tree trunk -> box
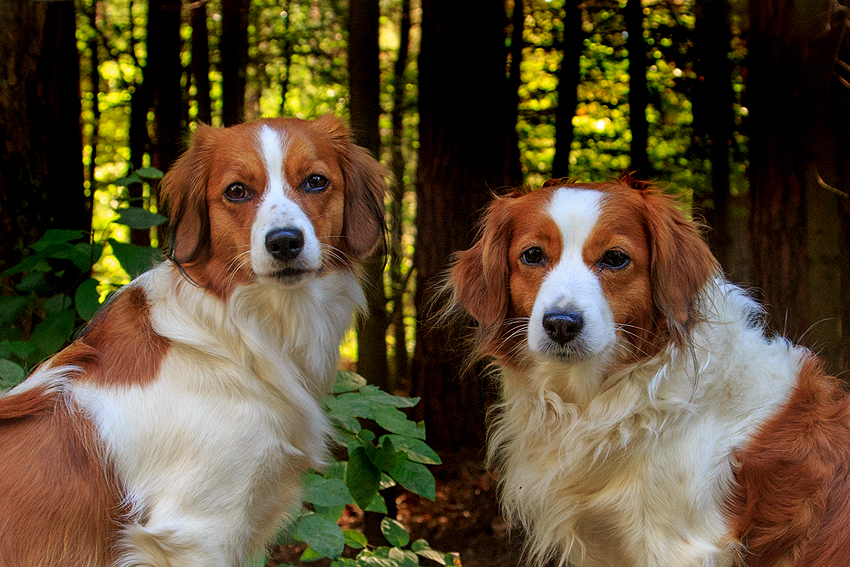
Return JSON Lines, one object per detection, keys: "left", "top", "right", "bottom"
{"left": 348, "top": 0, "right": 390, "bottom": 392}
{"left": 693, "top": 0, "right": 734, "bottom": 273}
{"left": 221, "top": 0, "right": 250, "bottom": 127}
{"left": 150, "top": 0, "right": 183, "bottom": 173}
{"left": 624, "top": 0, "right": 649, "bottom": 179}
{"left": 191, "top": 0, "right": 212, "bottom": 125}
{"left": 552, "top": 2, "right": 584, "bottom": 178}
{"left": 388, "top": 0, "right": 413, "bottom": 391}
{"left": 412, "top": 0, "right": 521, "bottom": 451}
{"left": 505, "top": 0, "right": 524, "bottom": 185}
{"left": 0, "top": 0, "right": 86, "bottom": 269}
{"left": 747, "top": 0, "right": 848, "bottom": 372}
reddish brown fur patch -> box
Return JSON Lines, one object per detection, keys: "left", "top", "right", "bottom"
{"left": 51, "top": 286, "right": 169, "bottom": 386}
{"left": 730, "top": 356, "right": 850, "bottom": 566}
{"left": 0, "top": 387, "right": 122, "bottom": 566}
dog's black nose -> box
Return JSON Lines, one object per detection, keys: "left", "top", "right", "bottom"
{"left": 265, "top": 228, "right": 304, "bottom": 262}
{"left": 542, "top": 310, "right": 584, "bottom": 345}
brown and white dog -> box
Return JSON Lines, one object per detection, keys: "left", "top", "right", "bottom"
{"left": 448, "top": 178, "right": 850, "bottom": 567}
{"left": 0, "top": 116, "right": 386, "bottom": 567}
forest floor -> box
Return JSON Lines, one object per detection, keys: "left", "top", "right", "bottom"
{"left": 270, "top": 451, "right": 527, "bottom": 567}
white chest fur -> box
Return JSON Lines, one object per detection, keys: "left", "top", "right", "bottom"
{"left": 72, "top": 264, "right": 364, "bottom": 567}
{"left": 492, "top": 284, "right": 803, "bottom": 567}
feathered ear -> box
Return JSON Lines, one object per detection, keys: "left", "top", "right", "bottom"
{"left": 450, "top": 196, "right": 514, "bottom": 329}
{"left": 160, "top": 125, "right": 215, "bottom": 264}
{"left": 315, "top": 114, "right": 387, "bottom": 259}
{"left": 640, "top": 188, "right": 718, "bottom": 345}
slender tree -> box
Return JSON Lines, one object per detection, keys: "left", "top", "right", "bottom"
{"left": 552, "top": 2, "right": 584, "bottom": 178}
{"left": 191, "top": 0, "right": 213, "bottom": 125}
{"left": 693, "top": 0, "right": 734, "bottom": 271}
{"left": 0, "top": 0, "right": 86, "bottom": 269}
{"left": 388, "top": 0, "right": 413, "bottom": 391}
{"left": 412, "top": 0, "right": 522, "bottom": 450}
{"left": 222, "top": 0, "right": 250, "bottom": 126}
{"left": 624, "top": 0, "right": 649, "bottom": 178}
{"left": 348, "top": 0, "right": 390, "bottom": 391}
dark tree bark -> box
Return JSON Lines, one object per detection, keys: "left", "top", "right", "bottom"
{"left": 0, "top": 0, "right": 86, "bottom": 269}
{"left": 747, "top": 0, "right": 848, "bottom": 371}
{"left": 624, "top": 0, "right": 649, "bottom": 179}
{"left": 221, "top": 0, "right": 250, "bottom": 126}
{"left": 191, "top": 0, "right": 212, "bottom": 125}
{"left": 505, "top": 0, "right": 524, "bottom": 184}
{"left": 128, "top": 0, "right": 183, "bottom": 247}
{"left": 693, "top": 0, "right": 735, "bottom": 272}
{"left": 86, "top": 1, "right": 102, "bottom": 221}
{"left": 552, "top": 2, "right": 584, "bottom": 178}
{"left": 388, "top": 0, "right": 413, "bottom": 391}
{"left": 412, "top": 0, "right": 522, "bottom": 451}
{"left": 150, "top": 0, "right": 183, "bottom": 173}
{"left": 837, "top": 35, "right": 850, "bottom": 371}
{"left": 348, "top": 0, "right": 390, "bottom": 392}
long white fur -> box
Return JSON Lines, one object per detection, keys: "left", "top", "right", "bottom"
{"left": 489, "top": 189, "right": 802, "bottom": 567}
{"left": 22, "top": 127, "right": 366, "bottom": 567}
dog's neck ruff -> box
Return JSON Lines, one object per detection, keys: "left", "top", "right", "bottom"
{"left": 489, "top": 280, "right": 802, "bottom": 567}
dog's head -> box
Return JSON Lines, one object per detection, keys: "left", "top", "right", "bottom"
{"left": 160, "top": 115, "right": 386, "bottom": 299}
{"left": 450, "top": 179, "right": 717, "bottom": 370}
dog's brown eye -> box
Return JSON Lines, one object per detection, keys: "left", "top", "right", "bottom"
{"left": 302, "top": 174, "right": 329, "bottom": 194}
{"left": 599, "top": 249, "right": 630, "bottom": 270}
{"left": 224, "top": 183, "right": 251, "bottom": 202}
{"left": 520, "top": 247, "right": 546, "bottom": 266}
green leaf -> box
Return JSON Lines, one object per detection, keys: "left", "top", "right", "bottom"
{"left": 0, "top": 296, "right": 30, "bottom": 325}
{"left": 356, "top": 556, "right": 402, "bottom": 567}
{"left": 383, "top": 435, "right": 442, "bottom": 465}
{"left": 363, "top": 493, "right": 388, "bottom": 514}
{"left": 326, "top": 392, "right": 373, "bottom": 420}
{"left": 2, "top": 247, "right": 54, "bottom": 276}
{"left": 44, "top": 294, "right": 72, "bottom": 313}
{"left": 411, "top": 540, "right": 447, "bottom": 566}
{"left": 299, "top": 546, "right": 326, "bottom": 562}
{"left": 109, "top": 239, "right": 161, "bottom": 278}
{"left": 303, "top": 475, "right": 353, "bottom": 507}
{"left": 115, "top": 172, "right": 143, "bottom": 186}
{"left": 372, "top": 406, "right": 425, "bottom": 439}
{"left": 323, "top": 461, "right": 348, "bottom": 480}
{"left": 29, "top": 308, "right": 75, "bottom": 359}
{"left": 136, "top": 167, "right": 164, "bottom": 180}
{"left": 366, "top": 437, "right": 407, "bottom": 473}
{"left": 346, "top": 447, "right": 381, "bottom": 510}
{"left": 388, "top": 548, "right": 419, "bottom": 567}
{"left": 359, "top": 385, "right": 419, "bottom": 408}
{"left": 115, "top": 207, "right": 168, "bottom": 230}
{"left": 381, "top": 518, "right": 410, "bottom": 548}
{"left": 313, "top": 504, "right": 347, "bottom": 522}
{"left": 388, "top": 460, "right": 436, "bottom": 501}
{"left": 296, "top": 515, "right": 345, "bottom": 559}
{"left": 15, "top": 271, "right": 48, "bottom": 294}
{"left": 2, "top": 341, "right": 33, "bottom": 359}
{"left": 334, "top": 369, "right": 367, "bottom": 393}
{"left": 0, "top": 359, "right": 26, "bottom": 388}
{"left": 75, "top": 279, "right": 101, "bottom": 321}
{"left": 31, "top": 229, "right": 86, "bottom": 250}
{"left": 343, "top": 529, "right": 368, "bottom": 549}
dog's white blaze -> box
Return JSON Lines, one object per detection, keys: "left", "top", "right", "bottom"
{"left": 252, "top": 125, "right": 322, "bottom": 277}
{"left": 527, "top": 188, "right": 615, "bottom": 362}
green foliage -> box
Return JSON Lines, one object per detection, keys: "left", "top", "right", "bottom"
{"left": 260, "top": 370, "right": 456, "bottom": 567}
{"left": 0, "top": 170, "right": 165, "bottom": 385}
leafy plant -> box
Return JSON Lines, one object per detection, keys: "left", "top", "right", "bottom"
{"left": 264, "top": 370, "right": 460, "bottom": 567}
{"left": 0, "top": 168, "right": 167, "bottom": 387}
